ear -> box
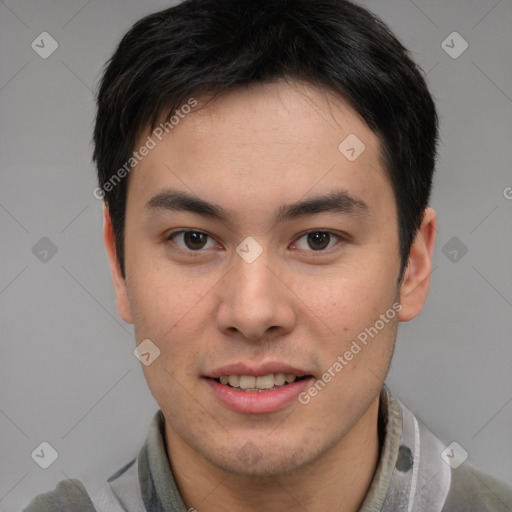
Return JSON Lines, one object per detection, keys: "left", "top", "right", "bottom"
{"left": 103, "top": 205, "right": 133, "bottom": 324}
{"left": 398, "top": 207, "right": 437, "bottom": 322}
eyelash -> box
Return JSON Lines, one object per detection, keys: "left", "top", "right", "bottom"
{"left": 166, "top": 229, "right": 345, "bottom": 255}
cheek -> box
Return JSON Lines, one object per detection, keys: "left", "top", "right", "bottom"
{"left": 127, "top": 262, "right": 222, "bottom": 394}
{"left": 293, "top": 262, "right": 398, "bottom": 338}
{"left": 127, "top": 255, "right": 215, "bottom": 336}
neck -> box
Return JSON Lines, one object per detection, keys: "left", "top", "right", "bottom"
{"left": 165, "top": 396, "right": 381, "bottom": 512}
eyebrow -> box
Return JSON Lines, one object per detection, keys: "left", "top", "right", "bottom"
{"left": 144, "top": 188, "right": 369, "bottom": 226}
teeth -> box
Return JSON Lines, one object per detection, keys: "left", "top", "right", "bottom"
{"left": 239, "top": 375, "right": 256, "bottom": 389}
{"left": 228, "top": 375, "right": 240, "bottom": 388}
{"left": 255, "top": 374, "right": 275, "bottom": 389}
{"left": 274, "top": 373, "right": 286, "bottom": 386}
{"left": 217, "top": 372, "right": 302, "bottom": 390}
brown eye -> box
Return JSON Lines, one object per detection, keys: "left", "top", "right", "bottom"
{"left": 293, "top": 231, "right": 341, "bottom": 252}
{"left": 307, "top": 232, "right": 331, "bottom": 250}
{"left": 183, "top": 231, "right": 208, "bottom": 250}
{"left": 169, "top": 231, "right": 216, "bottom": 251}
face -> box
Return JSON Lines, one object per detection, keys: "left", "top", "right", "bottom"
{"left": 105, "top": 80, "right": 434, "bottom": 477}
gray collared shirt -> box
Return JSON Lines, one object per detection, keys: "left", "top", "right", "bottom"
{"left": 23, "top": 385, "right": 512, "bottom": 511}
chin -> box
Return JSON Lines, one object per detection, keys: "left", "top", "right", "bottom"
{"left": 207, "top": 451, "right": 308, "bottom": 478}
{"left": 197, "top": 434, "right": 327, "bottom": 478}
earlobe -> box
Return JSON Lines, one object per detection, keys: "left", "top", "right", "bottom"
{"left": 398, "top": 207, "right": 437, "bottom": 322}
{"left": 103, "top": 205, "right": 134, "bottom": 324}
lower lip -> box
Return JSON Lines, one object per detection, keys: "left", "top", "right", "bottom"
{"left": 205, "top": 377, "right": 314, "bottom": 414}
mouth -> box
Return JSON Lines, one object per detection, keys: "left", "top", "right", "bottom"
{"left": 204, "top": 365, "right": 315, "bottom": 414}
{"left": 210, "top": 373, "right": 312, "bottom": 392}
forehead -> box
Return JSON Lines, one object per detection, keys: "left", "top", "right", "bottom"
{"left": 167, "top": 80, "right": 380, "bottom": 168}
{"left": 127, "top": 80, "right": 392, "bottom": 223}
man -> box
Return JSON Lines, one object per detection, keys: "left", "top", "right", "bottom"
{"left": 24, "top": 0, "right": 512, "bottom": 510}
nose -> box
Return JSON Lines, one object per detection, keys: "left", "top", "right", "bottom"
{"left": 215, "top": 251, "right": 296, "bottom": 342}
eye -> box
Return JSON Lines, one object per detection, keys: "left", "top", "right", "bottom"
{"left": 168, "top": 230, "right": 219, "bottom": 251}
{"left": 292, "top": 231, "right": 342, "bottom": 252}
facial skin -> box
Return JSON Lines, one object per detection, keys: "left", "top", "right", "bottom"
{"left": 104, "top": 80, "right": 436, "bottom": 511}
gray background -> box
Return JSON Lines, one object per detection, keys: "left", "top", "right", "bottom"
{"left": 0, "top": 0, "right": 511, "bottom": 510}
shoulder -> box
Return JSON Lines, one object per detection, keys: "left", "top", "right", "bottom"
{"left": 22, "top": 478, "right": 96, "bottom": 512}
{"left": 443, "top": 462, "right": 512, "bottom": 511}
{"left": 387, "top": 390, "right": 512, "bottom": 512}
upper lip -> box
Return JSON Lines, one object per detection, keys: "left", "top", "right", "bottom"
{"left": 206, "top": 362, "right": 311, "bottom": 379}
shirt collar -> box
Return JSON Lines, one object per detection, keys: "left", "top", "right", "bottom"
{"left": 358, "top": 384, "right": 404, "bottom": 511}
